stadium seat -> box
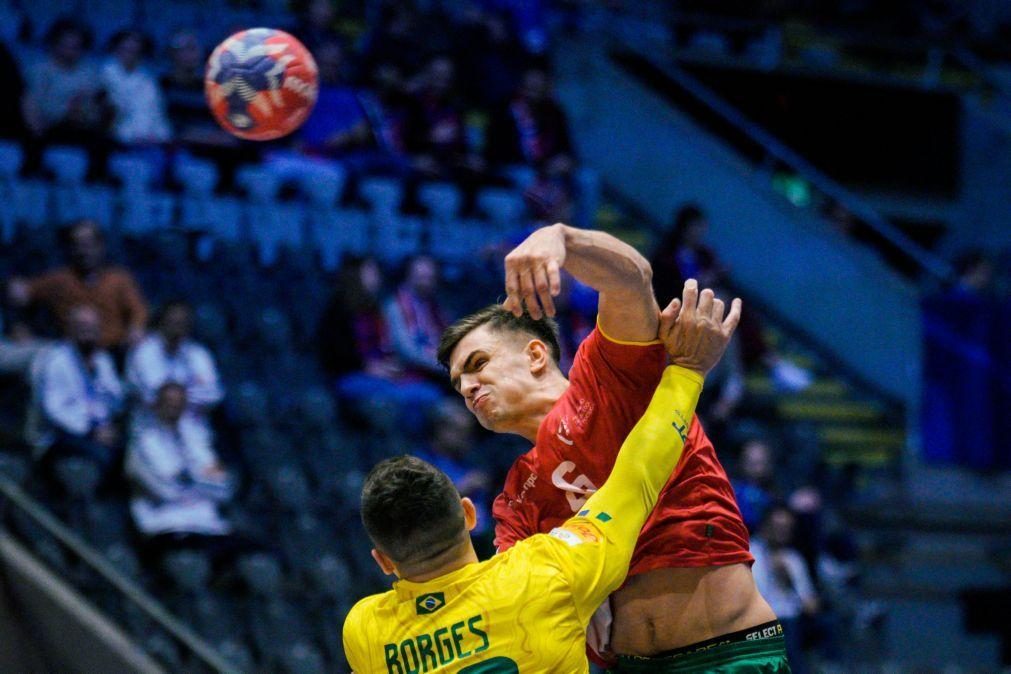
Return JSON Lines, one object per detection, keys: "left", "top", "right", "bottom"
{"left": 256, "top": 307, "right": 293, "bottom": 350}
{"left": 372, "top": 212, "right": 422, "bottom": 264}
{"left": 297, "top": 162, "right": 346, "bottom": 208}
{"left": 0, "top": 451, "right": 29, "bottom": 483}
{"left": 239, "top": 552, "right": 284, "bottom": 596}
{"left": 503, "top": 165, "right": 537, "bottom": 190}
{"left": 162, "top": 549, "right": 212, "bottom": 592}
{"left": 43, "top": 146, "right": 89, "bottom": 184}
{"left": 11, "top": 179, "right": 50, "bottom": 231}
{"left": 52, "top": 456, "right": 101, "bottom": 500}
{"left": 193, "top": 302, "right": 229, "bottom": 348}
{"left": 0, "top": 141, "right": 23, "bottom": 178}
{"left": 217, "top": 638, "right": 256, "bottom": 672}
{"left": 270, "top": 464, "right": 312, "bottom": 512}
{"left": 247, "top": 201, "right": 306, "bottom": 266}
{"left": 310, "top": 554, "right": 352, "bottom": 600}
{"left": 174, "top": 156, "right": 219, "bottom": 196}
{"left": 309, "top": 208, "right": 370, "bottom": 271}
{"left": 230, "top": 381, "right": 270, "bottom": 427}
{"left": 281, "top": 641, "right": 327, "bottom": 674}
{"left": 104, "top": 542, "right": 141, "bottom": 580}
{"left": 52, "top": 184, "right": 116, "bottom": 227}
{"left": 418, "top": 182, "right": 462, "bottom": 222}
{"left": 429, "top": 217, "right": 494, "bottom": 262}
{"left": 109, "top": 153, "right": 156, "bottom": 193}
{"left": 236, "top": 165, "right": 282, "bottom": 202}
{"left": 119, "top": 191, "right": 176, "bottom": 235}
{"left": 298, "top": 386, "right": 337, "bottom": 431}
{"left": 358, "top": 176, "right": 403, "bottom": 214}
{"left": 477, "top": 187, "right": 525, "bottom": 227}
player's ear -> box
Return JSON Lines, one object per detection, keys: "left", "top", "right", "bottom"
{"left": 525, "top": 339, "right": 551, "bottom": 375}
{"left": 371, "top": 548, "right": 398, "bottom": 577}
{"left": 461, "top": 497, "right": 477, "bottom": 532}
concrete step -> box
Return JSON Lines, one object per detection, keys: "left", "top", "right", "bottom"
{"left": 820, "top": 426, "right": 905, "bottom": 447}
{"left": 778, "top": 400, "right": 886, "bottom": 422}
{"left": 745, "top": 375, "right": 849, "bottom": 398}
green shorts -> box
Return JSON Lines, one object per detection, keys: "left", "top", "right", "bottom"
{"left": 611, "top": 621, "right": 791, "bottom": 673}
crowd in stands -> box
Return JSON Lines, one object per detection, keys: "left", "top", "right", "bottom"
{"left": 0, "top": 1, "right": 904, "bottom": 670}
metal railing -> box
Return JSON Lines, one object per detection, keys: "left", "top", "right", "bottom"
{"left": 0, "top": 473, "right": 239, "bottom": 674}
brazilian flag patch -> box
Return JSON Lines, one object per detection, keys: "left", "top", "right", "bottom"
{"left": 416, "top": 592, "right": 446, "bottom": 615}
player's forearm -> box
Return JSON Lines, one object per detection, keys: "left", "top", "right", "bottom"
{"left": 580, "top": 366, "right": 702, "bottom": 543}
{"left": 558, "top": 224, "right": 652, "bottom": 296}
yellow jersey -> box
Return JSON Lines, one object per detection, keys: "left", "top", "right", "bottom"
{"left": 343, "top": 366, "right": 703, "bottom": 673}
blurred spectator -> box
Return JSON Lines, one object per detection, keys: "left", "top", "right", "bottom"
{"left": 404, "top": 56, "right": 484, "bottom": 180}
{"left": 317, "top": 256, "right": 442, "bottom": 435}
{"left": 651, "top": 204, "right": 812, "bottom": 391}
{"left": 487, "top": 67, "right": 574, "bottom": 175}
{"left": 0, "top": 40, "right": 25, "bottom": 138}
{"left": 125, "top": 382, "right": 236, "bottom": 558}
{"left": 384, "top": 254, "right": 449, "bottom": 379}
{"left": 101, "top": 30, "right": 171, "bottom": 145}
{"left": 161, "top": 30, "right": 235, "bottom": 148}
{"left": 126, "top": 300, "right": 223, "bottom": 426}
{"left": 455, "top": 8, "right": 527, "bottom": 107}
{"left": 7, "top": 219, "right": 148, "bottom": 352}
{"left": 415, "top": 399, "right": 492, "bottom": 541}
{"left": 22, "top": 19, "right": 106, "bottom": 142}
{"left": 27, "top": 304, "right": 124, "bottom": 476}
{"left": 751, "top": 503, "right": 820, "bottom": 673}
{"left": 732, "top": 437, "right": 779, "bottom": 533}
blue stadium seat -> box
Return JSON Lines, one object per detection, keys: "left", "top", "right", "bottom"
{"left": 43, "top": 146, "right": 89, "bottom": 185}
{"left": 358, "top": 176, "right": 403, "bottom": 214}
{"left": 11, "top": 179, "right": 50, "bottom": 231}
{"left": 193, "top": 302, "right": 229, "bottom": 348}
{"left": 281, "top": 641, "right": 327, "bottom": 674}
{"left": 174, "top": 156, "right": 219, "bottom": 196}
{"left": 104, "top": 542, "right": 141, "bottom": 580}
{"left": 0, "top": 451, "right": 29, "bottom": 484}
{"left": 310, "top": 208, "right": 370, "bottom": 271}
{"left": 247, "top": 202, "right": 306, "bottom": 266}
{"left": 239, "top": 553, "right": 284, "bottom": 597}
{"left": 503, "top": 164, "right": 537, "bottom": 190}
{"left": 372, "top": 212, "right": 422, "bottom": 265}
{"left": 270, "top": 464, "right": 312, "bottom": 512}
{"left": 109, "top": 153, "right": 157, "bottom": 193}
{"left": 52, "top": 456, "right": 101, "bottom": 500}
{"left": 256, "top": 307, "right": 293, "bottom": 350}
{"left": 418, "top": 182, "right": 462, "bottom": 222}
{"left": 162, "top": 549, "right": 212, "bottom": 592}
{"left": 297, "top": 162, "right": 346, "bottom": 208}
{"left": 0, "top": 141, "right": 23, "bottom": 179}
{"left": 236, "top": 165, "right": 283, "bottom": 203}
{"left": 310, "top": 554, "right": 352, "bottom": 600}
{"left": 217, "top": 638, "right": 257, "bottom": 672}
{"left": 430, "top": 217, "right": 496, "bottom": 262}
{"left": 477, "top": 187, "right": 525, "bottom": 227}
{"left": 230, "top": 381, "right": 270, "bottom": 427}
{"left": 119, "top": 191, "right": 176, "bottom": 235}
{"left": 299, "top": 386, "right": 337, "bottom": 431}
{"left": 52, "top": 184, "right": 116, "bottom": 227}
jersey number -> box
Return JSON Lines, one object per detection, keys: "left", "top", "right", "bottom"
{"left": 551, "top": 461, "right": 598, "bottom": 512}
{"left": 459, "top": 657, "right": 519, "bottom": 673}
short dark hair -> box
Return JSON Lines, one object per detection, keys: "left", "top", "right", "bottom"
{"left": 361, "top": 456, "right": 466, "bottom": 566}
{"left": 437, "top": 304, "right": 561, "bottom": 370}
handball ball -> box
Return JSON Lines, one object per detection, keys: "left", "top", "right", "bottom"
{"left": 205, "top": 28, "right": 318, "bottom": 141}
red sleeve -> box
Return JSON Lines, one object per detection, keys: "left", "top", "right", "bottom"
{"left": 569, "top": 326, "right": 667, "bottom": 401}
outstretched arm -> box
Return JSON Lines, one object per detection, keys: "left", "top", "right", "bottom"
{"left": 503, "top": 224, "right": 659, "bottom": 343}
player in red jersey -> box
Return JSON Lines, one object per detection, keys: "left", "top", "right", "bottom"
{"left": 437, "top": 224, "right": 782, "bottom": 671}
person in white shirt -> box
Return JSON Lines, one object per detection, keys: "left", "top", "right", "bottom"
{"left": 751, "top": 503, "right": 821, "bottom": 673}
{"left": 100, "top": 30, "right": 171, "bottom": 145}
{"left": 28, "top": 304, "right": 124, "bottom": 477}
{"left": 126, "top": 301, "right": 223, "bottom": 429}
{"left": 125, "top": 382, "right": 234, "bottom": 547}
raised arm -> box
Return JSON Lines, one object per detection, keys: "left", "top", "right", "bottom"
{"left": 503, "top": 223, "right": 659, "bottom": 343}
{"left": 545, "top": 281, "right": 742, "bottom": 621}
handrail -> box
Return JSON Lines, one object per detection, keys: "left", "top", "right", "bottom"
{"left": 618, "top": 41, "right": 956, "bottom": 283}
{"left": 0, "top": 474, "right": 239, "bottom": 674}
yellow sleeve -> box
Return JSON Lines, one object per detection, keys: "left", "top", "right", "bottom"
{"left": 342, "top": 601, "right": 371, "bottom": 673}
{"left": 544, "top": 365, "right": 702, "bottom": 624}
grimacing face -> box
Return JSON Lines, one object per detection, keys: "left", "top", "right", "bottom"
{"left": 448, "top": 324, "right": 541, "bottom": 433}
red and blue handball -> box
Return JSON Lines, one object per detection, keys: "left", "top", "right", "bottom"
{"left": 205, "top": 28, "right": 318, "bottom": 141}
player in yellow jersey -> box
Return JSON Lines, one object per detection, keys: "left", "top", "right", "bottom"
{"left": 342, "top": 281, "right": 774, "bottom": 673}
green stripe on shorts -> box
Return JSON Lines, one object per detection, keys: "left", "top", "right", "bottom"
{"left": 612, "top": 635, "right": 791, "bottom": 673}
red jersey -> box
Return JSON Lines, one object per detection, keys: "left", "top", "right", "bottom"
{"left": 493, "top": 327, "right": 753, "bottom": 575}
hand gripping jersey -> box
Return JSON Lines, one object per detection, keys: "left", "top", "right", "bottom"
{"left": 492, "top": 327, "right": 753, "bottom": 661}
{"left": 344, "top": 368, "right": 703, "bottom": 674}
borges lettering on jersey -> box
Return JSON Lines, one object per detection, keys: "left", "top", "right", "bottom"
{"left": 384, "top": 614, "right": 489, "bottom": 673}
